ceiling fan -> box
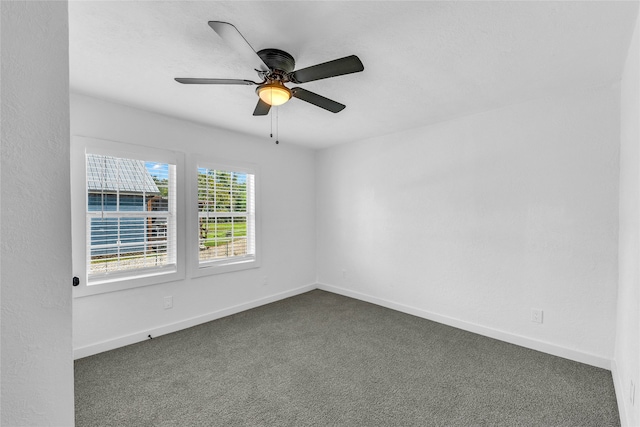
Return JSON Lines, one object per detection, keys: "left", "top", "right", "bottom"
{"left": 175, "top": 21, "right": 364, "bottom": 116}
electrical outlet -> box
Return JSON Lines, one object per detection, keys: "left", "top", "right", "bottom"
{"left": 631, "top": 380, "right": 635, "bottom": 405}
{"left": 531, "top": 308, "right": 543, "bottom": 324}
{"left": 263, "top": 276, "right": 268, "bottom": 286}
{"left": 342, "top": 269, "right": 347, "bottom": 279}
{"left": 163, "top": 296, "right": 173, "bottom": 310}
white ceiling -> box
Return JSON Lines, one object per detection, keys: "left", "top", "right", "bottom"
{"left": 69, "top": 1, "right": 639, "bottom": 149}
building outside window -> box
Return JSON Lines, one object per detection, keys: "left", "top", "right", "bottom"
{"left": 71, "top": 137, "right": 184, "bottom": 297}
{"left": 86, "top": 154, "right": 176, "bottom": 280}
{"left": 72, "top": 137, "right": 259, "bottom": 295}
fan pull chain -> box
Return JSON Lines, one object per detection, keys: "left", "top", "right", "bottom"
{"left": 275, "top": 107, "right": 279, "bottom": 145}
{"left": 268, "top": 106, "right": 280, "bottom": 145}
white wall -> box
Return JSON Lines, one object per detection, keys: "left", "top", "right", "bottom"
{"left": 71, "top": 94, "right": 316, "bottom": 357}
{"left": 1, "top": 1, "right": 74, "bottom": 425}
{"left": 316, "top": 84, "right": 621, "bottom": 369}
{"left": 614, "top": 9, "right": 640, "bottom": 427}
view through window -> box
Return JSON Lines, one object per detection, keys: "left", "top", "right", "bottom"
{"left": 197, "top": 167, "right": 255, "bottom": 266}
{"left": 86, "top": 154, "right": 176, "bottom": 279}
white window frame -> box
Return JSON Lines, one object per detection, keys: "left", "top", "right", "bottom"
{"left": 189, "top": 155, "right": 261, "bottom": 277}
{"left": 72, "top": 136, "right": 185, "bottom": 297}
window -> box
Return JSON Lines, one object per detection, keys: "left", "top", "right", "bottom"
{"left": 193, "top": 162, "right": 259, "bottom": 275}
{"left": 72, "top": 137, "right": 184, "bottom": 296}
{"left": 71, "top": 137, "right": 257, "bottom": 295}
{"left": 87, "top": 155, "right": 176, "bottom": 279}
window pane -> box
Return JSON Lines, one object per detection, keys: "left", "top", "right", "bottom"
{"left": 86, "top": 153, "right": 175, "bottom": 279}
{"left": 231, "top": 216, "right": 248, "bottom": 257}
{"left": 146, "top": 161, "right": 170, "bottom": 198}
{"left": 231, "top": 172, "right": 247, "bottom": 213}
{"left": 147, "top": 196, "right": 169, "bottom": 212}
{"left": 119, "top": 217, "right": 145, "bottom": 244}
{"left": 199, "top": 216, "right": 245, "bottom": 262}
{"left": 88, "top": 193, "right": 117, "bottom": 211}
{"left": 197, "top": 166, "right": 254, "bottom": 266}
{"left": 119, "top": 194, "right": 144, "bottom": 211}
{"left": 89, "top": 216, "right": 170, "bottom": 275}
{"left": 90, "top": 218, "right": 119, "bottom": 253}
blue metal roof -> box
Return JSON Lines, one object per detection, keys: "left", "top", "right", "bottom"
{"left": 87, "top": 154, "right": 160, "bottom": 194}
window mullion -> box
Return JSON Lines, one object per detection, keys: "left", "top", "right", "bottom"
{"left": 116, "top": 158, "right": 121, "bottom": 267}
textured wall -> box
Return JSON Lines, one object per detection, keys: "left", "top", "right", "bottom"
{"left": 316, "top": 84, "right": 620, "bottom": 368}
{"left": 71, "top": 94, "right": 317, "bottom": 357}
{"left": 615, "top": 9, "right": 640, "bottom": 426}
{"left": 1, "top": 1, "right": 74, "bottom": 425}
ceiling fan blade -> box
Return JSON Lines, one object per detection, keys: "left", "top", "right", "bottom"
{"left": 290, "top": 55, "right": 364, "bottom": 84}
{"left": 175, "top": 78, "right": 257, "bottom": 85}
{"left": 208, "top": 21, "right": 269, "bottom": 72}
{"left": 253, "top": 98, "right": 271, "bottom": 116}
{"left": 291, "top": 87, "right": 346, "bottom": 113}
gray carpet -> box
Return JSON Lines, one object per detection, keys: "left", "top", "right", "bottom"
{"left": 75, "top": 290, "right": 619, "bottom": 426}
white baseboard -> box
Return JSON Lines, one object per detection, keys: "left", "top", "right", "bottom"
{"left": 317, "top": 283, "right": 611, "bottom": 370}
{"left": 73, "top": 283, "right": 316, "bottom": 359}
{"left": 75, "top": 282, "right": 612, "bottom": 371}
{"left": 612, "top": 360, "right": 635, "bottom": 427}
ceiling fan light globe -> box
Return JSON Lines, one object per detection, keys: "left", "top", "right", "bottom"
{"left": 257, "top": 84, "right": 291, "bottom": 106}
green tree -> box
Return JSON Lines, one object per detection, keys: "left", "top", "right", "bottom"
{"left": 197, "top": 170, "right": 247, "bottom": 215}
{"left": 152, "top": 176, "right": 169, "bottom": 197}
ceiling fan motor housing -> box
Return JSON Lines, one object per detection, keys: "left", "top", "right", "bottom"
{"left": 257, "top": 48, "right": 296, "bottom": 74}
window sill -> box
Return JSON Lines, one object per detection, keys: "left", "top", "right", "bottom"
{"left": 190, "top": 256, "right": 260, "bottom": 278}
{"left": 73, "top": 267, "right": 183, "bottom": 298}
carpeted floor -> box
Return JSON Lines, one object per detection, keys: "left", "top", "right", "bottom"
{"left": 75, "top": 290, "right": 619, "bottom": 426}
